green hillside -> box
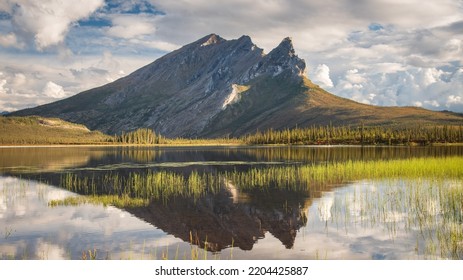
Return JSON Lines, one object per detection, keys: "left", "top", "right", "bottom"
{"left": 0, "top": 116, "right": 112, "bottom": 145}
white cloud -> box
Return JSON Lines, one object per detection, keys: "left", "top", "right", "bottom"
{"left": 447, "top": 95, "right": 463, "bottom": 106}
{"left": 418, "top": 68, "right": 442, "bottom": 87}
{"left": 42, "top": 81, "right": 67, "bottom": 98}
{"left": 1, "top": 0, "right": 463, "bottom": 113}
{"left": 312, "top": 64, "right": 333, "bottom": 88}
{"left": 331, "top": 66, "right": 463, "bottom": 112}
{"left": 0, "top": 51, "right": 152, "bottom": 111}
{"left": 107, "top": 15, "right": 156, "bottom": 39}
{"left": 0, "top": 79, "right": 6, "bottom": 94}
{"left": 345, "top": 69, "right": 367, "bottom": 84}
{"left": 127, "top": 38, "right": 179, "bottom": 52}
{"left": 444, "top": 38, "right": 462, "bottom": 54}
{"left": 0, "top": 32, "right": 23, "bottom": 48}
{"left": 12, "top": 73, "right": 26, "bottom": 87}
{"left": 1, "top": 0, "right": 104, "bottom": 50}
{"left": 424, "top": 100, "right": 440, "bottom": 108}
{"left": 151, "top": 0, "right": 463, "bottom": 53}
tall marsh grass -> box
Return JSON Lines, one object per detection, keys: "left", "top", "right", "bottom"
{"left": 54, "top": 170, "right": 222, "bottom": 206}
{"left": 53, "top": 156, "right": 463, "bottom": 206}
{"left": 324, "top": 178, "right": 463, "bottom": 259}
{"left": 227, "top": 156, "right": 463, "bottom": 191}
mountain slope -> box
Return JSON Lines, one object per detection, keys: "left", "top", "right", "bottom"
{"left": 0, "top": 116, "right": 110, "bottom": 144}
{"left": 11, "top": 34, "right": 463, "bottom": 137}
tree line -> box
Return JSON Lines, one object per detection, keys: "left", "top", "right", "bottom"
{"left": 242, "top": 124, "right": 463, "bottom": 145}
{"left": 115, "top": 125, "right": 463, "bottom": 146}
{"left": 116, "top": 128, "right": 166, "bottom": 144}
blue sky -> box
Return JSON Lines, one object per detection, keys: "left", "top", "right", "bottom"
{"left": 1, "top": 0, "right": 462, "bottom": 113}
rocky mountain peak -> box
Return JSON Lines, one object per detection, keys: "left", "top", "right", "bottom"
{"left": 199, "top": 33, "right": 225, "bottom": 47}
{"left": 236, "top": 35, "right": 253, "bottom": 45}
{"left": 274, "top": 37, "right": 296, "bottom": 56}
{"left": 11, "top": 34, "right": 308, "bottom": 136}
{"left": 243, "top": 36, "right": 306, "bottom": 80}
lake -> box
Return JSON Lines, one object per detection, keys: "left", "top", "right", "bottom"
{"left": 1, "top": 145, "right": 462, "bottom": 260}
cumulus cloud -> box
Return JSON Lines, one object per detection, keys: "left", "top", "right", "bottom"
{"left": 447, "top": 95, "right": 463, "bottom": 106}
{"left": 345, "top": 69, "right": 367, "bottom": 84}
{"left": 0, "top": 50, "right": 152, "bottom": 111}
{"left": 0, "top": 74, "right": 6, "bottom": 94}
{"left": 0, "top": 59, "right": 55, "bottom": 111}
{"left": 312, "top": 64, "right": 334, "bottom": 88}
{"left": 42, "top": 81, "right": 67, "bottom": 98}
{"left": 1, "top": 0, "right": 104, "bottom": 50}
{"left": 68, "top": 51, "right": 131, "bottom": 86}
{"left": 330, "top": 66, "right": 463, "bottom": 112}
{"left": 1, "top": 0, "right": 463, "bottom": 113}
{"left": 12, "top": 73, "right": 26, "bottom": 87}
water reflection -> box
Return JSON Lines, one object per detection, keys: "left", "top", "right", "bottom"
{"left": 3, "top": 175, "right": 460, "bottom": 259}
{"left": 1, "top": 146, "right": 462, "bottom": 259}
{"left": 2, "top": 145, "right": 463, "bottom": 174}
{"left": 127, "top": 183, "right": 313, "bottom": 252}
{"left": 0, "top": 177, "right": 184, "bottom": 260}
{"left": 0, "top": 176, "right": 317, "bottom": 259}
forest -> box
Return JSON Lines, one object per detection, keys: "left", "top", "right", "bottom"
{"left": 242, "top": 124, "right": 463, "bottom": 145}
{"left": 116, "top": 125, "right": 463, "bottom": 146}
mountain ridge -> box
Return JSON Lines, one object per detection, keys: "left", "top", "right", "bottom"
{"left": 10, "top": 34, "right": 463, "bottom": 137}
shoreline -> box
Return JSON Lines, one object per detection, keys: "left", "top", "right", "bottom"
{"left": 2, "top": 142, "right": 463, "bottom": 148}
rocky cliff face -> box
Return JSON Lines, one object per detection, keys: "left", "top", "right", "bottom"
{"left": 11, "top": 34, "right": 463, "bottom": 137}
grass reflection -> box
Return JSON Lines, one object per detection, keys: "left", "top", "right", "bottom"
{"left": 52, "top": 156, "right": 463, "bottom": 205}
{"left": 48, "top": 156, "right": 463, "bottom": 259}
{"left": 324, "top": 179, "right": 463, "bottom": 259}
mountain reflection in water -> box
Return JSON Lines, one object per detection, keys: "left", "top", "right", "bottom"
{"left": 1, "top": 146, "right": 463, "bottom": 259}
{"left": 126, "top": 182, "right": 313, "bottom": 252}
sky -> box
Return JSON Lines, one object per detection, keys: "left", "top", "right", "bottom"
{"left": 0, "top": 0, "right": 463, "bottom": 113}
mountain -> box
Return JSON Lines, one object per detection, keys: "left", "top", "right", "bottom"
{"left": 10, "top": 34, "right": 463, "bottom": 137}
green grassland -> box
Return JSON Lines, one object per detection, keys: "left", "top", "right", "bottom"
{"left": 0, "top": 116, "right": 112, "bottom": 145}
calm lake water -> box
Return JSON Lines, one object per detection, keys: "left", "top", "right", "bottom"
{"left": 1, "top": 145, "right": 462, "bottom": 260}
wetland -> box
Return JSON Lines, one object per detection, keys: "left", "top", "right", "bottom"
{"left": 1, "top": 145, "right": 462, "bottom": 259}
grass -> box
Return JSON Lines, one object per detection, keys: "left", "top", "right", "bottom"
{"left": 51, "top": 156, "right": 463, "bottom": 206}
{"left": 226, "top": 156, "right": 463, "bottom": 192}
{"left": 3, "top": 155, "right": 463, "bottom": 259}
{"left": 2, "top": 243, "right": 214, "bottom": 260}
{"left": 40, "top": 156, "right": 463, "bottom": 259}
{"left": 324, "top": 178, "right": 463, "bottom": 259}
{"left": 52, "top": 170, "right": 223, "bottom": 206}
{"left": 48, "top": 194, "right": 150, "bottom": 208}
{"left": 3, "top": 227, "right": 14, "bottom": 239}
{"left": 0, "top": 116, "right": 111, "bottom": 145}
